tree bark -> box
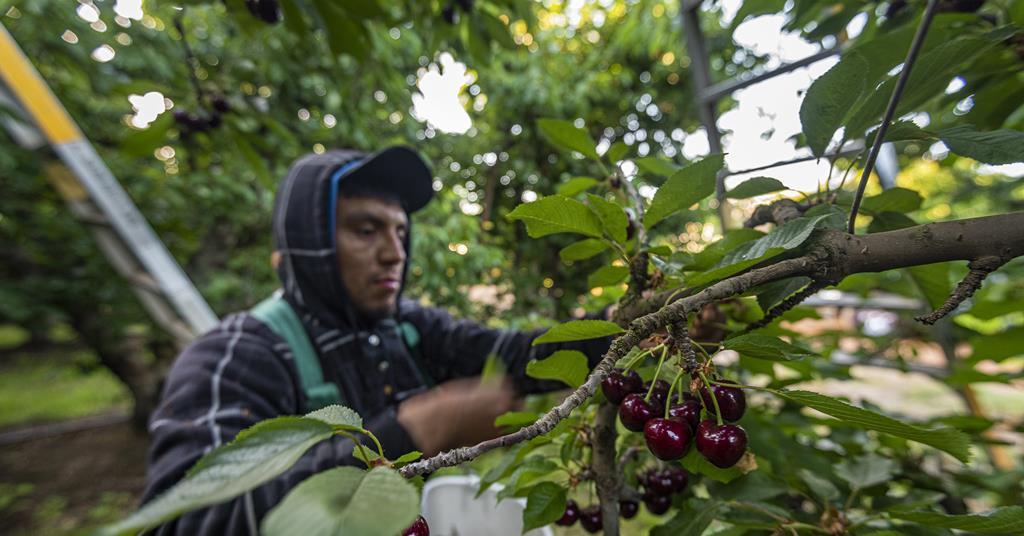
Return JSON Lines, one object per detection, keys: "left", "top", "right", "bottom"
{"left": 592, "top": 403, "right": 621, "bottom": 535}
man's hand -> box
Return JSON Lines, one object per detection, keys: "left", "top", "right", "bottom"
{"left": 396, "top": 377, "right": 519, "bottom": 456}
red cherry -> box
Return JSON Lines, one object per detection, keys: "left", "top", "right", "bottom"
{"left": 619, "top": 499, "right": 639, "bottom": 519}
{"left": 556, "top": 499, "right": 579, "bottom": 526}
{"left": 619, "top": 393, "right": 656, "bottom": 432}
{"left": 699, "top": 382, "right": 746, "bottom": 422}
{"left": 644, "top": 418, "right": 692, "bottom": 461}
{"left": 695, "top": 420, "right": 748, "bottom": 468}
{"left": 643, "top": 491, "right": 672, "bottom": 515}
{"left": 665, "top": 465, "right": 689, "bottom": 493}
{"left": 402, "top": 515, "right": 429, "bottom": 536}
{"left": 579, "top": 505, "right": 603, "bottom": 533}
{"left": 668, "top": 399, "right": 702, "bottom": 431}
{"left": 643, "top": 468, "right": 675, "bottom": 496}
{"left": 601, "top": 369, "right": 642, "bottom": 405}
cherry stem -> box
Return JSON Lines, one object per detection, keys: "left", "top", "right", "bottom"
{"left": 697, "top": 371, "right": 724, "bottom": 426}
{"left": 645, "top": 346, "right": 669, "bottom": 402}
{"left": 692, "top": 339, "right": 713, "bottom": 361}
{"left": 664, "top": 367, "right": 684, "bottom": 419}
{"left": 361, "top": 428, "right": 385, "bottom": 458}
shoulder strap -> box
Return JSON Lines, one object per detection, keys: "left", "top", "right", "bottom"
{"left": 251, "top": 294, "right": 343, "bottom": 412}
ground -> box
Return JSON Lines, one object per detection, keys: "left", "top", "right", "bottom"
{"left": 0, "top": 419, "right": 148, "bottom": 535}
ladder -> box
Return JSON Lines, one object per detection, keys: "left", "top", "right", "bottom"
{"left": 0, "top": 23, "right": 218, "bottom": 346}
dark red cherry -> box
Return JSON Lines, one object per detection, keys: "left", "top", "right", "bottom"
{"left": 644, "top": 468, "right": 675, "bottom": 496}
{"left": 602, "top": 368, "right": 642, "bottom": 405}
{"left": 556, "top": 499, "right": 579, "bottom": 526}
{"left": 619, "top": 393, "right": 656, "bottom": 432}
{"left": 668, "top": 399, "right": 702, "bottom": 431}
{"left": 619, "top": 499, "right": 639, "bottom": 519}
{"left": 699, "top": 382, "right": 746, "bottom": 422}
{"left": 644, "top": 418, "right": 692, "bottom": 461}
{"left": 579, "top": 505, "right": 603, "bottom": 533}
{"left": 695, "top": 420, "right": 748, "bottom": 469}
{"left": 402, "top": 515, "right": 430, "bottom": 536}
{"left": 665, "top": 465, "right": 689, "bottom": 493}
{"left": 643, "top": 491, "right": 672, "bottom": 515}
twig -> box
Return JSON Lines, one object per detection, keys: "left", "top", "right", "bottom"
{"left": 848, "top": 0, "right": 941, "bottom": 233}
{"left": 744, "top": 278, "right": 830, "bottom": 332}
{"left": 173, "top": 11, "right": 207, "bottom": 104}
{"left": 744, "top": 199, "right": 808, "bottom": 228}
{"left": 916, "top": 256, "right": 1008, "bottom": 324}
{"left": 667, "top": 315, "right": 698, "bottom": 373}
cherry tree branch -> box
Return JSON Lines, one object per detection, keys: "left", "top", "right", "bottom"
{"left": 744, "top": 278, "right": 830, "bottom": 332}
{"left": 916, "top": 255, "right": 1009, "bottom": 324}
{"left": 592, "top": 403, "right": 621, "bottom": 535}
{"left": 399, "top": 212, "right": 1024, "bottom": 477}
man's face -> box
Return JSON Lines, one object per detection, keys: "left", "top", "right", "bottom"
{"left": 335, "top": 196, "right": 408, "bottom": 319}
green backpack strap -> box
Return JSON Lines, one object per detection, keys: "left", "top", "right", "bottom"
{"left": 251, "top": 294, "right": 343, "bottom": 412}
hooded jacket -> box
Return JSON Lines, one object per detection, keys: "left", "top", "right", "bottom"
{"left": 141, "top": 150, "right": 612, "bottom": 535}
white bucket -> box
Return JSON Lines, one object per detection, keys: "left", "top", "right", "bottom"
{"left": 420, "top": 474, "right": 554, "bottom": 536}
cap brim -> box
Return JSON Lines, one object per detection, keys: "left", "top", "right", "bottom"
{"left": 341, "top": 146, "right": 434, "bottom": 213}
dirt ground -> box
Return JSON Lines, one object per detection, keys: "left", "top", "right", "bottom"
{"left": 0, "top": 418, "right": 149, "bottom": 535}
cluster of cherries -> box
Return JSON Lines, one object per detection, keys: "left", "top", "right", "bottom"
{"left": 602, "top": 369, "right": 749, "bottom": 469}
{"left": 554, "top": 465, "right": 689, "bottom": 533}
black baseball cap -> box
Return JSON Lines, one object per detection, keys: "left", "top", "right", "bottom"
{"left": 331, "top": 146, "right": 435, "bottom": 213}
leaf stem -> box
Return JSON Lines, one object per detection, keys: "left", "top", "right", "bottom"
{"left": 337, "top": 430, "right": 373, "bottom": 469}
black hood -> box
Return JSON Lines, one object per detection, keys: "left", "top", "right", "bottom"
{"left": 270, "top": 149, "right": 415, "bottom": 330}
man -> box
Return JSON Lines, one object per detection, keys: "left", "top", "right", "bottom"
{"left": 142, "top": 147, "right": 612, "bottom": 535}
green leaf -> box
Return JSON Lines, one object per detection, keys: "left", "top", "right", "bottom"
{"left": 120, "top": 113, "right": 172, "bottom": 157}
{"left": 651, "top": 499, "right": 727, "bottom": 536}
{"left": 532, "top": 319, "right": 623, "bottom": 345}
{"left": 799, "top": 469, "right": 840, "bottom": 502}
{"left": 496, "top": 458, "right": 559, "bottom": 500}
{"left": 586, "top": 194, "right": 629, "bottom": 243}
{"left": 526, "top": 350, "right": 589, "bottom": 388}
{"left": 800, "top": 51, "right": 869, "bottom": 157}
{"left": 261, "top": 467, "right": 419, "bottom": 536}
{"left": 835, "top": 454, "right": 897, "bottom": 489}
{"left": 680, "top": 445, "right": 749, "bottom": 483}
{"left": 537, "top": 118, "right": 599, "bottom": 160}
{"left": 559, "top": 239, "right": 609, "bottom": 262}
{"left": 607, "top": 141, "right": 630, "bottom": 162}
{"left": 939, "top": 125, "right": 1024, "bottom": 165}
{"left": 390, "top": 451, "right": 422, "bottom": 467}
{"left": 970, "top": 326, "right": 1024, "bottom": 362}
{"left": 774, "top": 390, "right": 971, "bottom": 462}
{"left": 522, "top": 482, "right": 567, "bottom": 532}
{"left": 494, "top": 411, "right": 540, "bottom": 428}
{"left": 845, "top": 37, "right": 994, "bottom": 137}
{"left": 507, "top": 196, "right": 603, "bottom": 238}
{"left": 725, "top": 176, "right": 788, "bottom": 199}
{"left": 724, "top": 334, "right": 816, "bottom": 361}
{"left": 98, "top": 417, "right": 334, "bottom": 535}
{"left": 891, "top": 506, "right": 1024, "bottom": 534}
{"left": 907, "top": 262, "right": 951, "bottom": 311}
{"left": 866, "top": 120, "right": 934, "bottom": 146}
{"left": 305, "top": 405, "right": 362, "bottom": 429}
{"left": 279, "top": 0, "right": 309, "bottom": 35}
{"left": 688, "top": 229, "right": 764, "bottom": 271}
{"left": 753, "top": 276, "right": 812, "bottom": 311}
{"left": 312, "top": 0, "right": 370, "bottom": 61}
{"left": 634, "top": 156, "right": 682, "bottom": 177}
{"left": 859, "top": 188, "right": 923, "bottom": 215}
{"left": 557, "top": 176, "right": 600, "bottom": 197}
{"left": 687, "top": 214, "right": 831, "bottom": 287}
{"left": 644, "top": 154, "right": 724, "bottom": 228}
{"left": 587, "top": 265, "right": 630, "bottom": 289}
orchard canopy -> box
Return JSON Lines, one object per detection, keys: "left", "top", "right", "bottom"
{"left": 2, "top": 1, "right": 1024, "bottom": 535}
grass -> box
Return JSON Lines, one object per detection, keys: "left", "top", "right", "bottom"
{"left": 0, "top": 349, "right": 131, "bottom": 429}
